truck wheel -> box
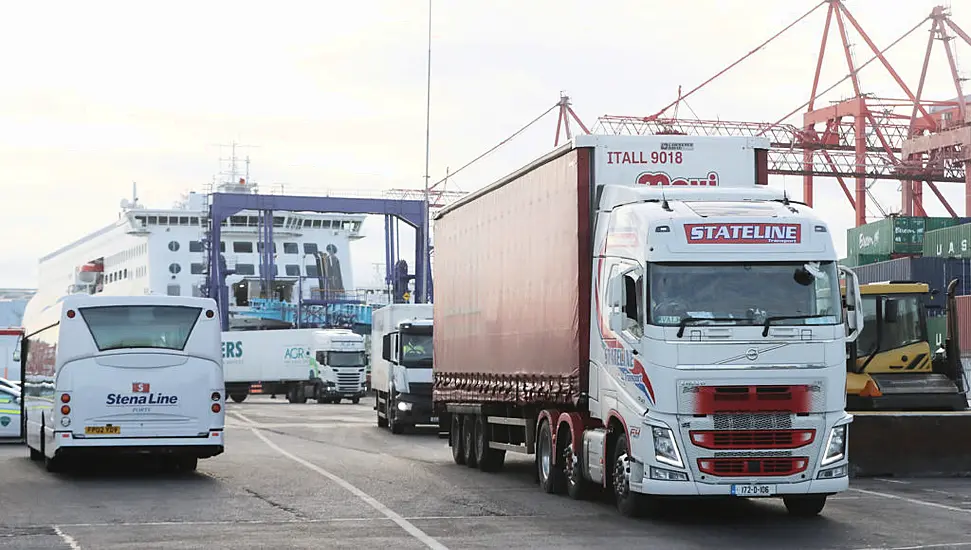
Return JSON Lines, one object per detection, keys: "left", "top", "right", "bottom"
{"left": 611, "top": 435, "right": 653, "bottom": 517}
{"left": 351, "top": 397, "right": 360, "bottom": 404}
{"left": 229, "top": 393, "right": 247, "bottom": 403}
{"left": 537, "top": 420, "right": 564, "bottom": 494}
{"left": 450, "top": 415, "right": 466, "bottom": 465}
{"left": 462, "top": 414, "right": 478, "bottom": 468}
{"left": 474, "top": 415, "right": 505, "bottom": 472}
{"left": 783, "top": 495, "right": 827, "bottom": 517}
{"left": 177, "top": 456, "right": 199, "bottom": 472}
{"left": 561, "top": 429, "right": 590, "bottom": 500}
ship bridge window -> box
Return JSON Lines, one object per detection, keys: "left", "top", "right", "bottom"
{"left": 135, "top": 216, "right": 146, "bottom": 227}
{"left": 248, "top": 216, "right": 259, "bottom": 227}
{"left": 273, "top": 216, "right": 285, "bottom": 227}
{"left": 322, "top": 220, "right": 332, "bottom": 229}
{"left": 148, "top": 216, "right": 157, "bottom": 225}
{"left": 123, "top": 269, "right": 128, "bottom": 279}
{"left": 304, "top": 243, "right": 318, "bottom": 255}
{"left": 190, "top": 263, "right": 205, "bottom": 275}
{"left": 160, "top": 217, "right": 170, "bottom": 225}
{"left": 169, "top": 263, "right": 181, "bottom": 275}
{"left": 236, "top": 264, "right": 256, "bottom": 276}
{"left": 179, "top": 216, "right": 189, "bottom": 225}
{"left": 283, "top": 242, "right": 299, "bottom": 254}
{"left": 306, "top": 265, "right": 320, "bottom": 278}
{"left": 352, "top": 222, "right": 361, "bottom": 232}
{"left": 189, "top": 241, "right": 204, "bottom": 253}
{"left": 229, "top": 216, "right": 246, "bottom": 226}
{"left": 256, "top": 242, "right": 277, "bottom": 253}
{"left": 313, "top": 220, "right": 322, "bottom": 228}
{"left": 303, "top": 219, "right": 312, "bottom": 228}
{"left": 233, "top": 242, "right": 254, "bottom": 253}
{"left": 285, "top": 265, "right": 301, "bottom": 276}
{"left": 190, "top": 217, "right": 199, "bottom": 226}
{"left": 168, "top": 241, "right": 180, "bottom": 252}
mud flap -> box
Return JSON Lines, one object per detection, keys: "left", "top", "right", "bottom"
{"left": 850, "top": 412, "right": 971, "bottom": 477}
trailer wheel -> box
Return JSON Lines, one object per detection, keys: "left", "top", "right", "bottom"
{"left": 783, "top": 495, "right": 827, "bottom": 517}
{"left": 450, "top": 414, "right": 465, "bottom": 465}
{"left": 537, "top": 419, "right": 564, "bottom": 494}
{"left": 560, "top": 429, "right": 590, "bottom": 500}
{"left": 229, "top": 393, "right": 247, "bottom": 403}
{"left": 462, "top": 414, "right": 478, "bottom": 468}
{"left": 474, "top": 415, "right": 505, "bottom": 472}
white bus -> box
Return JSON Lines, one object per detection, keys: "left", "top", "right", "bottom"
{"left": 21, "top": 294, "right": 225, "bottom": 472}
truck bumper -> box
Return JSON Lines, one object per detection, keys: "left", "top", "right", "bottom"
{"left": 633, "top": 473, "right": 848, "bottom": 497}
{"left": 394, "top": 394, "right": 438, "bottom": 425}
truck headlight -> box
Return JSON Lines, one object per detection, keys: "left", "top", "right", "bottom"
{"left": 397, "top": 401, "right": 413, "bottom": 412}
{"left": 821, "top": 425, "right": 847, "bottom": 466}
{"left": 652, "top": 426, "right": 684, "bottom": 468}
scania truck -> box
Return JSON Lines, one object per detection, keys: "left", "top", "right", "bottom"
{"left": 432, "top": 134, "right": 864, "bottom": 517}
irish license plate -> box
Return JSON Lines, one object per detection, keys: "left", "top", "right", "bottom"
{"left": 731, "top": 484, "right": 775, "bottom": 497}
{"left": 430, "top": 416, "right": 439, "bottom": 423}
{"left": 84, "top": 425, "right": 121, "bottom": 435}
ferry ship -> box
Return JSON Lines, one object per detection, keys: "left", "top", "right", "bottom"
{"left": 34, "top": 169, "right": 373, "bottom": 330}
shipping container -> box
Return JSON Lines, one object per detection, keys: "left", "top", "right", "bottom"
{"left": 847, "top": 216, "right": 971, "bottom": 262}
{"left": 927, "top": 315, "right": 947, "bottom": 352}
{"left": 922, "top": 224, "right": 971, "bottom": 259}
{"left": 849, "top": 256, "right": 971, "bottom": 312}
{"left": 956, "top": 295, "right": 971, "bottom": 356}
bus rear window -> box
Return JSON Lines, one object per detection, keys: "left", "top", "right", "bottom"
{"left": 78, "top": 306, "right": 202, "bottom": 351}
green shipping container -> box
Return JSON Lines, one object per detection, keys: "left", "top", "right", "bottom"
{"left": 922, "top": 223, "right": 971, "bottom": 259}
{"left": 848, "top": 216, "right": 965, "bottom": 263}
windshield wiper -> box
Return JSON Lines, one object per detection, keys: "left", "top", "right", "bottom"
{"left": 677, "top": 317, "right": 740, "bottom": 338}
{"left": 761, "top": 315, "right": 831, "bottom": 337}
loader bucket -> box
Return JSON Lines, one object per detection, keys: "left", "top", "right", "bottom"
{"left": 849, "top": 411, "right": 971, "bottom": 477}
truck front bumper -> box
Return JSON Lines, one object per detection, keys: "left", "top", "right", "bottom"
{"left": 393, "top": 393, "right": 438, "bottom": 425}
{"left": 633, "top": 473, "right": 848, "bottom": 497}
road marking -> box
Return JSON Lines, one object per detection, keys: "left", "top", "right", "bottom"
{"left": 49, "top": 515, "right": 541, "bottom": 528}
{"left": 851, "top": 488, "right": 971, "bottom": 514}
{"left": 251, "top": 428, "right": 449, "bottom": 550}
{"left": 229, "top": 411, "right": 258, "bottom": 426}
{"left": 53, "top": 526, "right": 81, "bottom": 549}
{"left": 875, "top": 478, "right": 911, "bottom": 485}
{"left": 853, "top": 542, "right": 971, "bottom": 550}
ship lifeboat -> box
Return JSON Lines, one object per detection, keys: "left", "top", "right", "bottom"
{"left": 76, "top": 261, "right": 103, "bottom": 284}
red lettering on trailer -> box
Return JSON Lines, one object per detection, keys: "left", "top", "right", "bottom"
{"left": 636, "top": 171, "right": 719, "bottom": 187}
{"left": 684, "top": 223, "right": 801, "bottom": 244}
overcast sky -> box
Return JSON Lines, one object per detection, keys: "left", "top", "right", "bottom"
{"left": 0, "top": 0, "right": 967, "bottom": 289}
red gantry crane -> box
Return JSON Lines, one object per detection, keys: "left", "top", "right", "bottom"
{"left": 590, "top": 0, "right": 970, "bottom": 227}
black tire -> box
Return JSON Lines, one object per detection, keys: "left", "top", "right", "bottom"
{"left": 351, "top": 397, "right": 360, "bottom": 404}
{"left": 537, "top": 420, "right": 564, "bottom": 494}
{"left": 611, "top": 434, "right": 654, "bottom": 517}
{"left": 450, "top": 415, "right": 466, "bottom": 465}
{"left": 178, "top": 456, "right": 199, "bottom": 472}
{"left": 783, "top": 495, "right": 827, "bottom": 517}
{"left": 474, "top": 415, "right": 506, "bottom": 472}
{"left": 44, "top": 453, "right": 63, "bottom": 473}
{"left": 229, "top": 393, "right": 247, "bottom": 403}
{"left": 561, "top": 429, "right": 591, "bottom": 500}
{"left": 29, "top": 446, "right": 42, "bottom": 461}
{"left": 462, "top": 414, "right": 478, "bottom": 468}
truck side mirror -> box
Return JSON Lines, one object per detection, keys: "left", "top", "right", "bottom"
{"left": 382, "top": 334, "right": 392, "bottom": 361}
{"left": 884, "top": 299, "right": 899, "bottom": 324}
{"left": 608, "top": 277, "right": 626, "bottom": 333}
{"left": 839, "top": 266, "right": 864, "bottom": 343}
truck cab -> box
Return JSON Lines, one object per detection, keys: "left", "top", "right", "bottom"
{"left": 371, "top": 304, "right": 435, "bottom": 434}
{"left": 311, "top": 329, "right": 368, "bottom": 404}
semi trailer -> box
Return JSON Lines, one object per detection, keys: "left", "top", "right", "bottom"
{"left": 432, "top": 134, "right": 863, "bottom": 517}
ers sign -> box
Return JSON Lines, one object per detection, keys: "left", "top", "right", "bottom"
{"left": 685, "top": 223, "right": 801, "bottom": 244}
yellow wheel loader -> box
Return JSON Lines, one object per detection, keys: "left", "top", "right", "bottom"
{"left": 843, "top": 278, "right": 971, "bottom": 477}
{"left": 846, "top": 280, "right": 967, "bottom": 412}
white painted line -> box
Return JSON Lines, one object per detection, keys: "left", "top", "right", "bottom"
{"left": 229, "top": 411, "right": 258, "bottom": 426}
{"left": 53, "top": 525, "right": 81, "bottom": 549}
{"left": 52, "top": 515, "right": 540, "bottom": 528}
{"left": 853, "top": 541, "right": 971, "bottom": 550}
{"left": 851, "top": 488, "right": 971, "bottom": 514}
{"left": 251, "top": 428, "right": 449, "bottom": 550}
{"left": 874, "top": 478, "right": 911, "bottom": 485}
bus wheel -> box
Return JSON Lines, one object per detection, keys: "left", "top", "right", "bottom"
{"left": 177, "top": 457, "right": 199, "bottom": 472}
{"left": 229, "top": 393, "right": 247, "bottom": 403}
{"left": 44, "top": 454, "right": 63, "bottom": 473}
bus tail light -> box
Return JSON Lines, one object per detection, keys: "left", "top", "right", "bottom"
{"left": 211, "top": 392, "right": 221, "bottom": 401}
{"left": 211, "top": 403, "right": 221, "bottom": 413}
{"left": 66, "top": 309, "right": 76, "bottom": 319}
{"left": 60, "top": 405, "right": 71, "bottom": 415}
{"left": 206, "top": 310, "right": 215, "bottom": 319}
{"left": 60, "top": 393, "right": 71, "bottom": 403}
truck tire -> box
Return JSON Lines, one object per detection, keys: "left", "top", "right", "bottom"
{"left": 560, "top": 428, "right": 590, "bottom": 500}
{"left": 537, "top": 419, "right": 564, "bottom": 494}
{"left": 351, "top": 397, "right": 360, "bottom": 404}
{"left": 229, "top": 393, "right": 247, "bottom": 403}
{"left": 462, "top": 414, "right": 478, "bottom": 468}
{"left": 611, "top": 435, "right": 658, "bottom": 518}
{"left": 450, "top": 415, "right": 466, "bottom": 465}
{"left": 783, "top": 495, "right": 827, "bottom": 517}
{"left": 474, "top": 415, "right": 505, "bottom": 472}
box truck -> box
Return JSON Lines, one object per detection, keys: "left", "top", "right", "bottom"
{"left": 432, "top": 134, "right": 864, "bottom": 518}
{"left": 371, "top": 304, "right": 435, "bottom": 433}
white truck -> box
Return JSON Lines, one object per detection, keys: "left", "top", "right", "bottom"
{"left": 371, "top": 304, "right": 435, "bottom": 434}
{"left": 222, "top": 328, "right": 338, "bottom": 404}
{"left": 433, "top": 134, "right": 864, "bottom": 518}
{"left": 312, "top": 329, "right": 368, "bottom": 404}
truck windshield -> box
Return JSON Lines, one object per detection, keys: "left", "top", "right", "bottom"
{"left": 855, "top": 294, "right": 925, "bottom": 356}
{"left": 400, "top": 332, "right": 433, "bottom": 366}
{"left": 648, "top": 261, "right": 842, "bottom": 327}
{"left": 323, "top": 351, "right": 366, "bottom": 367}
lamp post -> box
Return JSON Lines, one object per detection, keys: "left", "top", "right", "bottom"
{"left": 421, "top": 0, "right": 432, "bottom": 303}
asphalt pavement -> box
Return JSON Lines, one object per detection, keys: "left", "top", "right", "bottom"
{"left": 3, "top": 396, "right": 971, "bottom": 549}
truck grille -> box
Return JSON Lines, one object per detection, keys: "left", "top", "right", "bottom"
{"left": 336, "top": 371, "right": 363, "bottom": 392}
{"left": 698, "top": 457, "right": 809, "bottom": 477}
{"left": 696, "top": 385, "right": 811, "bottom": 414}
{"left": 689, "top": 429, "right": 816, "bottom": 450}
{"left": 408, "top": 382, "right": 432, "bottom": 396}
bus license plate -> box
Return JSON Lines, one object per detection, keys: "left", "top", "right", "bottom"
{"left": 84, "top": 425, "right": 121, "bottom": 435}
{"left": 731, "top": 484, "right": 774, "bottom": 497}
